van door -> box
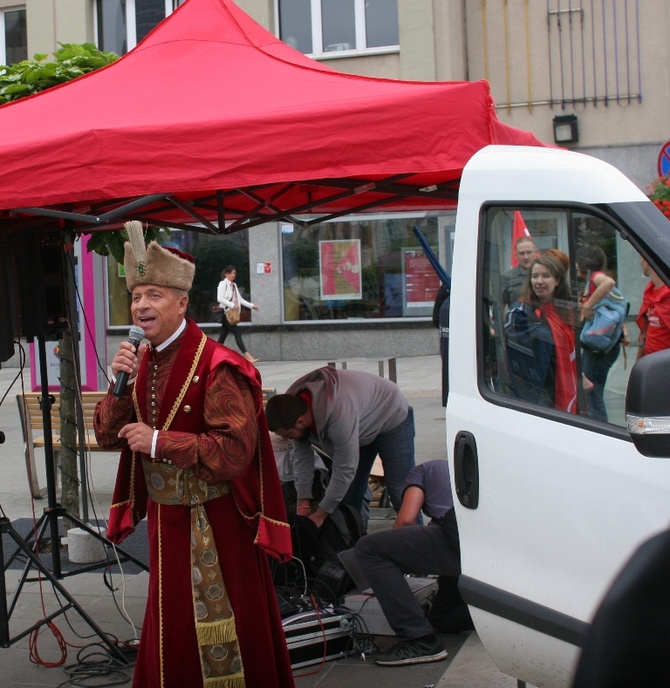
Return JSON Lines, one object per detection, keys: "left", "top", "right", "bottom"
{"left": 448, "top": 148, "right": 670, "bottom": 688}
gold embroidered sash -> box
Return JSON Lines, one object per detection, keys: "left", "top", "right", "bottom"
{"left": 134, "top": 332, "right": 245, "bottom": 687}
{"left": 143, "top": 460, "right": 244, "bottom": 687}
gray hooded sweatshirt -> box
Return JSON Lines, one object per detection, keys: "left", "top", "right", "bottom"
{"left": 286, "top": 366, "right": 409, "bottom": 514}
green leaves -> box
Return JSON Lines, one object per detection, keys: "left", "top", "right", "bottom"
{"left": 86, "top": 226, "right": 172, "bottom": 264}
{"left": 0, "top": 42, "right": 118, "bottom": 105}
{"left": 86, "top": 231, "right": 125, "bottom": 263}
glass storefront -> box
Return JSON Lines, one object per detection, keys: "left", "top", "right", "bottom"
{"left": 105, "top": 212, "right": 455, "bottom": 328}
{"left": 280, "top": 213, "right": 453, "bottom": 321}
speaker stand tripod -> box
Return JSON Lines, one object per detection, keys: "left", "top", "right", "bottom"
{"left": 0, "top": 515, "right": 129, "bottom": 661}
{"left": 0, "top": 335, "right": 144, "bottom": 662}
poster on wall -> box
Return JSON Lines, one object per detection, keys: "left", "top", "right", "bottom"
{"left": 319, "top": 239, "right": 362, "bottom": 300}
{"left": 403, "top": 247, "right": 440, "bottom": 316}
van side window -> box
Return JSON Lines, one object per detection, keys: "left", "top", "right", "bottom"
{"left": 482, "top": 206, "right": 641, "bottom": 427}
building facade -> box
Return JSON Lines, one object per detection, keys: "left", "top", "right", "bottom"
{"left": 4, "top": 0, "right": 668, "bottom": 361}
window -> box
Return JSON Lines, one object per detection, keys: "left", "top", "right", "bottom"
{"left": 280, "top": 213, "right": 452, "bottom": 322}
{"left": 0, "top": 7, "right": 27, "bottom": 65}
{"left": 482, "top": 205, "right": 644, "bottom": 428}
{"left": 107, "top": 230, "right": 250, "bottom": 327}
{"left": 96, "top": 0, "right": 184, "bottom": 54}
{"left": 278, "top": 0, "right": 399, "bottom": 56}
{"left": 545, "top": 1, "right": 641, "bottom": 109}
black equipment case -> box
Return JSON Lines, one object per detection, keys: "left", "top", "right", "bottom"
{"left": 282, "top": 609, "right": 354, "bottom": 669}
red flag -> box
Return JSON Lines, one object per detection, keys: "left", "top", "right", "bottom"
{"left": 510, "top": 211, "right": 532, "bottom": 267}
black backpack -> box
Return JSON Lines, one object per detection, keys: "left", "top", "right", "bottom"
{"left": 271, "top": 504, "right": 365, "bottom": 602}
{"left": 312, "top": 504, "right": 365, "bottom": 601}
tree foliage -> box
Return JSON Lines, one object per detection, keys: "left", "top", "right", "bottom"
{"left": 0, "top": 42, "right": 117, "bottom": 104}
{"left": 87, "top": 225, "right": 171, "bottom": 264}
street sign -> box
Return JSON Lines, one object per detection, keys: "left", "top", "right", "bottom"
{"left": 658, "top": 141, "right": 670, "bottom": 178}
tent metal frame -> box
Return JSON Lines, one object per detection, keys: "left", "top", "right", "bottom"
{"left": 4, "top": 174, "right": 460, "bottom": 237}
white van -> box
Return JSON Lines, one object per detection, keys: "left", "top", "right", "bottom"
{"left": 448, "top": 145, "right": 670, "bottom": 687}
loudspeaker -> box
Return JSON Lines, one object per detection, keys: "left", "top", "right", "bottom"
{"left": 0, "top": 236, "right": 16, "bottom": 363}
{"left": 11, "top": 229, "right": 69, "bottom": 340}
{"left": 313, "top": 559, "right": 353, "bottom": 601}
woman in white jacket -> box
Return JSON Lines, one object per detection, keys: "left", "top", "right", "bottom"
{"left": 216, "top": 265, "right": 259, "bottom": 363}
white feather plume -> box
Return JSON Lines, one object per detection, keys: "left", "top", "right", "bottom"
{"left": 125, "top": 220, "right": 146, "bottom": 263}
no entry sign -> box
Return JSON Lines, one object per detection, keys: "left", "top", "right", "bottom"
{"left": 658, "top": 141, "right": 670, "bottom": 178}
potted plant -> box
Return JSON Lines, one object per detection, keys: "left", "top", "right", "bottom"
{"left": 647, "top": 176, "right": 670, "bottom": 220}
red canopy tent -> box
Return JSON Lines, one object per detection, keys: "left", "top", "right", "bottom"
{"left": 0, "top": 0, "right": 545, "bottom": 235}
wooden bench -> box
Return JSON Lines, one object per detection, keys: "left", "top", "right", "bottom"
{"left": 263, "top": 387, "right": 277, "bottom": 405}
{"left": 17, "top": 388, "right": 278, "bottom": 499}
{"left": 16, "top": 391, "right": 107, "bottom": 500}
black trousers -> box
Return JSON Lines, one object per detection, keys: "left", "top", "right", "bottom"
{"left": 218, "top": 320, "right": 247, "bottom": 353}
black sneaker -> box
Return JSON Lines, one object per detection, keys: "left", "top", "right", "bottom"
{"left": 374, "top": 634, "right": 448, "bottom": 666}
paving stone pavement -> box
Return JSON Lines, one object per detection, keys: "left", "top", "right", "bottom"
{"left": 0, "top": 355, "right": 516, "bottom": 687}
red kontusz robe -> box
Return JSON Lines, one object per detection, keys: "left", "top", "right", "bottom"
{"left": 94, "top": 320, "right": 294, "bottom": 688}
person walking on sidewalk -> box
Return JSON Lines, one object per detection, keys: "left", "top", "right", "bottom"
{"left": 354, "top": 459, "right": 471, "bottom": 667}
{"left": 217, "top": 264, "right": 259, "bottom": 363}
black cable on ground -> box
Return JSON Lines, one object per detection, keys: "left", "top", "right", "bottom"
{"left": 56, "top": 639, "right": 137, "bottom": 687}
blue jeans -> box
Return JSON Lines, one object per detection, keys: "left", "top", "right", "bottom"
{"left": 582, "top": 344, "right": 620, "bottom": 422}
{"left": 342, "top": 407, "right": 415, "bottom": 513}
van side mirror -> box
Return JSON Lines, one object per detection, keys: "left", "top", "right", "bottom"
{"left": 625, "top": 349, "right": 670, "bottom": 457}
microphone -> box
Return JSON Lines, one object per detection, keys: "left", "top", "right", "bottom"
{"left": 113, "top": 325, "right": 145, "bottom": 398}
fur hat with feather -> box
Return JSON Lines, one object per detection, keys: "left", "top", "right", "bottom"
{"left": 123, "top": 221, "right": 195, "bottom": 292}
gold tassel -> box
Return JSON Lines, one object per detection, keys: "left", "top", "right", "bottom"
{"left": 204, "top": 673, "right": 245, "bottom": 688}
{"left": 196, "top": 618, "right": 238, "bottom": 646}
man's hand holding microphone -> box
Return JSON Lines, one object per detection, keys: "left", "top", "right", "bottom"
{"left": 112, "top": 325, "right": 146, "bottom": 398}
{"left": 111, "top": 326, "right": 156, "bottom": 456}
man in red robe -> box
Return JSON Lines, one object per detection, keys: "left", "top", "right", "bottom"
{"left": 94, "top": 221, "right": 294, "bottom": 688}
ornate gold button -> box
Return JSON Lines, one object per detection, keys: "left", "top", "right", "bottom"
{"left": 192, "top": 376, "right": 200, "bottom": 384}
{"left": 183, "top": 405, "right": 192, "bottom": 413}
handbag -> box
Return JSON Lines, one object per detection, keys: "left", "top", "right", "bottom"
{"left": 224, "top": 282, "right": 242, "bottom": 325}
{"left": 211, "top": 303, "right": 224, "bottom": 323}
{"left": 225, "top": 308, "right": 241, "bottom": 325}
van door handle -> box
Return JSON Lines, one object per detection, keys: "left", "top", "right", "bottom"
{"left": 454, "top": 431, "right": 479, "bottom": 509}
